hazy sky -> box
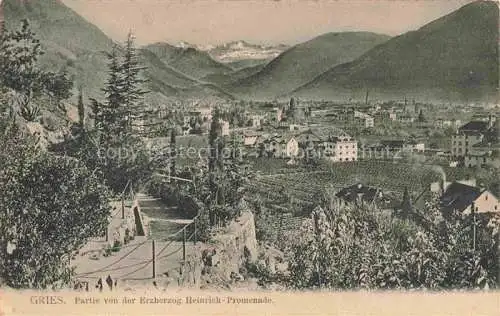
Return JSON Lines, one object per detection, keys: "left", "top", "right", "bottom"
{"left": 61, "top": 0, "right": 476, "bottom": 46}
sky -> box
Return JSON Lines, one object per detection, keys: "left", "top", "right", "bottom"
{"left": 61, "top": 0, "right": 477, "bottom": 46}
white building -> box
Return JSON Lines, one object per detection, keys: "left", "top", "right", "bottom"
{"left": 365, "top": 115, "right": 375, "bottom": 128}
{"left": 251, "top": 115, "right": 264, "bottom": 128}
{"left": 285, "top": 137, "right": 300, "bottom": 158}
{"left": 321, "top": 135, "right": 358, "bottom": 162}
{"left": 243, "top": 131, "right": 259, "bottom": 147}
{"left": 218, "top": 119, "right": 230, "bottom": 136}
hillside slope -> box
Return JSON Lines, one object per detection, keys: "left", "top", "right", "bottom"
{"left": 3, "top": 0, "right": 235, "bottom": 103}
{"left": 144, "top": 43, "right": 233, "bottom": 79}
{"left": 227, "top": 32, "right": 390, "bottom": 99}
{"left": 293, "top": 1, "right": 499, "bottom": 103}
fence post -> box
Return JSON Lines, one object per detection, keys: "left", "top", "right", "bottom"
{"left": 152, "top": 240, "right": 156, "bottom": 279}
{"left": 121, "top": 197, "right": 125, "bottom": 219}
{"left": 182, "top": 228, "right": 186, "bottom": 262}
{"left": 194, "top": 219, "right": 197, "bottom": 245}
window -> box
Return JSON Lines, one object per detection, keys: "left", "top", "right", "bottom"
{"left": 485, "top": 194, "right": 488, "bottom": 201}
{"left": 495, "top": 206, "right": 497, "bottom": 210}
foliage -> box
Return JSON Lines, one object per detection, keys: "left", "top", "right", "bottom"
{"left": 58, "top": 32, "right": 152, "bottom": 194}
{"left": 0, "top": 131, "right": 111, "bottom": 289}
{"left": 0, "top": 20, "right": 72, "bottom": 121}
{"left": 280, "top": 190, "right": 499, "bottom": 290}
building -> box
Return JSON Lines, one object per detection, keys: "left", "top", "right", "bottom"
{"left": 218, "top": 119, "right": 230, "bottom": 136}
{"left": 251, "top": 115, "right": 264, "bottom": 128}
{"left": 464, "top": 140, "right": 498, "bottom": 168}
{"left": 263, "top": 135, "right": 299, "bottom": 158}
{"left": 439, "top": 181, "right": 499, "bottom": 216}
{"left": 199, "top": 107, "right": 213, "bottom": 122}
{"left": 285, "top": 137, "right": 300, "bottom": 158}
{"left": 398, "top": 114, "right": 415, "bottom": 124}
{"left": 318, "top": 134, "right": 358, "bottom": 162}
{"left": 451, "top": 119, "right": 495, "bottom": 158}
{"left": 242, "top": 131, "right": 260, "bottom": 147}
{"left": 276, "top": 107, "right": 285, "bottom": 123}
{"left": 436, "top": 118, "right": 444, "bottom": 128}
{"left": 365, "top": 115, "right": 375, "bottom": 128}
{"left": 352, "top": 111, "right": 374, "bottom": 128}
{"left": 335, "top": 183, "right": 397, "bottom": 213}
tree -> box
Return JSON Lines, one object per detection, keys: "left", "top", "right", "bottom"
{"left": 287, "top": 97, "right": 296, "bottom": 120}
{"left": 0, "top": 131, "right": 111, "bottom": 289}
{"left": 100, "top": 45, "right": 126, "bottom": 141}
{"left": 400, "top": 187, "right": 413, "bottom": 219}
{"left": 418, "top": 109, "right": 426, "bottom": 123}
{"left": 303, "top": 140, "right": 319, "bottom": 169}
{"left": 0, "top": 20, "right": 72, "bottom": 121}
{"left": 82, "top": 38, "right": 151, "bottom": 194}
{"left": 121, "top": 31, "right": 147, "bottom": 136}
{"left": 76, "top": 86, "right": 85, "bottom": 135}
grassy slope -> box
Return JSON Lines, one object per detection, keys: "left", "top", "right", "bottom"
{"left": 3, "top": 0, "right": 235, "bottom": 104}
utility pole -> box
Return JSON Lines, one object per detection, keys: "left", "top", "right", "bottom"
{"left": 121, "top": 197, "right": 125, "bottom": 219}
{"left": 471, "top": 203, "right": 476, "bottom": 252}
{"left": 152, "top": 240, "right": 156, "bottom": 279}
{"left": 182, "top": 228, "right": 186, "bottom": 262}
{"left": 497, "top": 229, "right": 500, "bottom": 288}
{"left": 193, "top": 219, "right": 197, "bottom": 245}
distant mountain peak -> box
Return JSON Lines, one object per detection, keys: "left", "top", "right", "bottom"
{"left": 209, "top": 40, "right": 288, "bottom": 63}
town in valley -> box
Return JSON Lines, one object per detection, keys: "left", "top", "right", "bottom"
{"left": 0, "top": 0, "right": 499, "bottom": 294}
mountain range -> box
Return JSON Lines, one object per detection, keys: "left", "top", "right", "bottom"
{"left": 1, "top": 0, "right": 498, "bottom": 104}
{"left": 227, "top": 32, "right": 391, "bottom": 99}
{"left": 292, "top": 0, "right": 499, "bottom": 103}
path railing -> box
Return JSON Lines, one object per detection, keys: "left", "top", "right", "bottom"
{"left": 73, "top": 186, "right": 202, "bottom": 290}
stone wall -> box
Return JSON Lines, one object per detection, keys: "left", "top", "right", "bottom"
{"left": 105, "top": 199, "right": 147, "bottom": 247}
{"left": 195, "top": 210, "right": 259, "bottom": 286}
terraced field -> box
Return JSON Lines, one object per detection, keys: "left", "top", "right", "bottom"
{"left": 245, "top": 159, "right": 445, "bottom": 246}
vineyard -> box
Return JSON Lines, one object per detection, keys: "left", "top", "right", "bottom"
{"left": 245, "top": 159, "right": 446, "bottom": 247}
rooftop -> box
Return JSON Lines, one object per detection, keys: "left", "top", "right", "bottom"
{"left": 336, "top": 183, "right": 384, "bottom": 205}
{"left": 458, "top": 121, "right": 490, "bottom": 133}
{"left": 439, "top": 182, "right": 482, "bottom": 213}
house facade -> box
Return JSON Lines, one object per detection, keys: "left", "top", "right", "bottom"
{"left": 451, "top": 120, "right": 495, "bottom": 158}
{"left": 320, "top": 135, "right": 358, "bottom": 162}
{"left": 263, "top": 135, "right": 299, "bottom": 158}
{"left": 440, "top": 181, "right": 500, "bottom": 216}
{"left": 464, "top": 141, "right": 498, "bottom": 168}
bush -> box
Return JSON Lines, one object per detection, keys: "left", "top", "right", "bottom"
{"left": 0, "top": 132, "right": 111, "bottom": 289}
{"left": 111, "top": 240, "right": 122, "bottom": 252}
